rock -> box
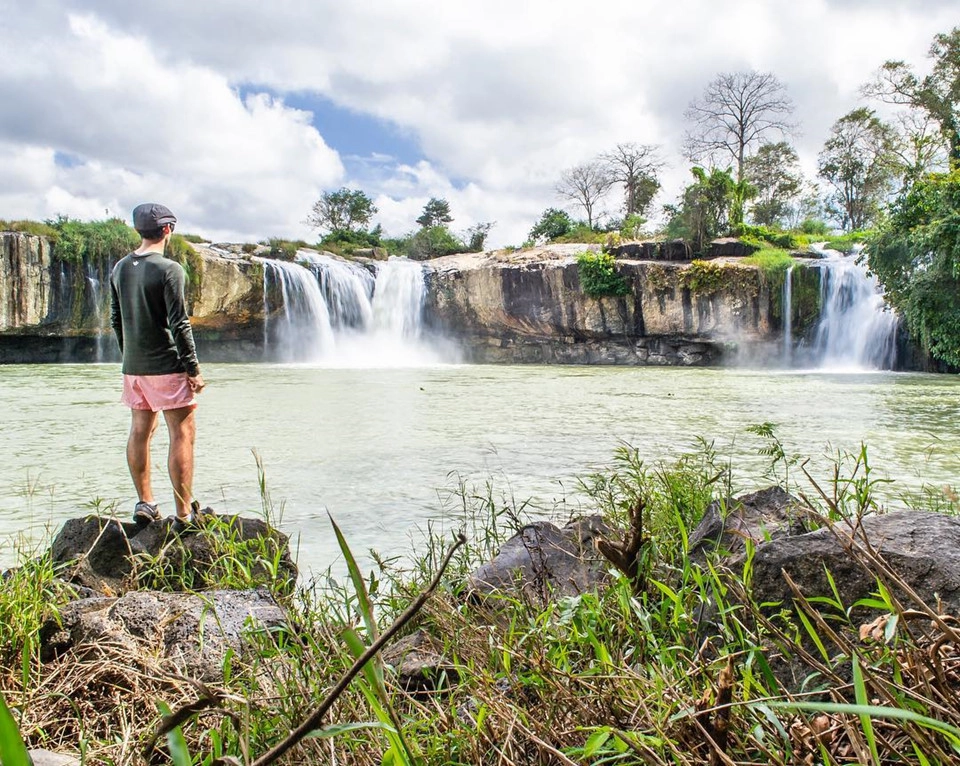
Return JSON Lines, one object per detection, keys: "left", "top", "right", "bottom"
{"left": 467, "top": 516, "right": 610, "bottom": 605}
{"left": 382, "top": 629, "right": 457, "bottom": 695}
{"left": 745, "top": 511, "right": 960, "bottom": 619}
{"left": 50, "top": 513, "right": 298, "bottom": 596}
{"left": 706, "top": 238, "right": 761, "bottom": 258}
{"left": 39, "top": 587, "right": 288, "bottom": 681}
{"left": 27, "top": 751, "right": 80, "bottom": 766}
{"left": 688, "top": 486, "right": 807, "bottom": 562}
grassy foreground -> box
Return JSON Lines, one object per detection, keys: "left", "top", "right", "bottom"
{"left": 2, "top": 438, "right": 960, "bottom": 765}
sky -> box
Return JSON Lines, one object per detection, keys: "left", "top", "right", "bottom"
{"left": 0, "top": 1, "right": 956, "bottom": 248}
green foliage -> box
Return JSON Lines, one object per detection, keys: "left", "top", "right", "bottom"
{"left": 665, "top": 166, "right": 737, "bottom": 253}
{"left": 263, "top": 238, "right": 308, "bottom": 261}
{"left": 179, "top": 233, "right": 206, "bottom": 244}
{"left": 823, "top": 229, "right": 874, "bottom": 253}
{"left": 166, "top": 233, "right": 203, "bottom": 295}
{"left": 745, "top": 141, "right": 805, "bottom": 228}
{"left": 0, "top": 219, "right": 59, "bottom": 238}
{"left": 48, "top": 216, "right": 140, "bottom": 265}
{"left": 576, "top": 250, "right": 630, "bottom": 297}
{"left": 742, "top": 248, "right": 794, "bottom": 277}
{"left": 869, "top": 169, "right": 960, "bottom": 366}
{"left": 320, "top": 224, "right": 383, "bottom": 254}
{"left": 679, "top": 259, "right": 726, "bottom": 294}
{"left": 463, "top": 221, "right": 494, "bottom": 252}
{"left": 528, "top": 207, "right": 574, "bottom": 243}
{"left": 402, "top": 225, "right": 464, "bottom": 260}
{"left": 306, "top": 188, "right": 378, "bottom": 236}
{"left": 0, "top": 544, "right": 68, "bottom": 666}
{"left": 799, "top": 218, "right": 830, "bottom": 236}
{"left": 416, "top": 197, "right": 453, "bottom": 229}
{"left": 818, "top": 108, "right": 899, "bottom": 231}
{"left": 0, "top": 693, "right": 31, "bottom": 766}
{"left": 618, "top": 213, "right": 647, "bottom": 240}
{"left": 550, "top": 223, "right": 607, "bottom": 244}
{"left": 732, "top": 222, "right": 801, "bottom": 250}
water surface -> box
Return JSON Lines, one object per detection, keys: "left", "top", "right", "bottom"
{"left": 2, "top": 363, "right": 958, "bottom": 575}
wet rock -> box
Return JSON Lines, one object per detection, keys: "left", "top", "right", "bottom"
{"left": 688, "top": 486, "right": 808, "bottom": 563}
{"left": 50, "top": 513, "right": 297, "bottom": 596}
{"left": 706, "top": 238, "right": 760, "bottom": 258}
{"left": 467, "top": 516, "right": 610, "bottom": 605}
{"left": 39, "top": 587, "right": 288, "bottom": 681}
{"left": 383, "top": 630, "right": 457, "bottom": 695}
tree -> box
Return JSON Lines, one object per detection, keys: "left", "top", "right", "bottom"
{"left": 528, "top": 208, "right": 574, "bottom": 243}
{"left": 818, "top": 108, "right": 898, "bottom": 231}
{"left": 416, "top": 198, "right": 453, "bottom": 229}
{"left": 863, "top": 26, "right": 960, "bottom": 168}
{"left": 306, "top": 188, "right": 377, "bottom": 235}
{"left": 555, "top": 161, "right": 613, "bottom": 228}
{"left": 600, "top": 143, "right": 663, "bottom": 217}
{"left": 869, "top": 169, "right": 960, "bottom": 366}
{"left": 463, "top": 222, "right": 494, "bottom": 252}
{"left": 684, "top": 71, "right": 796, "bottom": 186}
{"left": 744, "top": 142, "right": 804, "bottom": 227}
{"left": 664, "top": 167, "right": 736, "bottom": 253}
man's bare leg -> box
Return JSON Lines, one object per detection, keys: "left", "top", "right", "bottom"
{"left": 128, "top": 410, "right": 159, "bottom": 504}
{"left": 164, "top": 406, "right": 197, "bottom": 520}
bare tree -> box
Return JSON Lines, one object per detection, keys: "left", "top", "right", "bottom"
{"left": 599, "top": 143, "right": 664, "bottom": 218}
{"left": 684, "top": 71, "right": 796, "bottom": 183}
{"left": 555, "top": 161, "right": 613, "bottom": 228}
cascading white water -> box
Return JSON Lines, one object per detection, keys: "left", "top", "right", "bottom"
{"left": 811, "top": 244, "right": 899, "bottom": 370}
{"left": 260, "top": 257, "right": 335, "bottom": 361}
{"left": 260, "top": 252, "right": 446, "bottom": 366}
{"left": 782, "top": 265, "right": 793, "bottom": 366}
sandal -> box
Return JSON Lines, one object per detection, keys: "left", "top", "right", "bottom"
{"left": 172, "top": 501, "right": 216, "bottom": 535}
{"left": 133, "top": 501, "right": 161, "bottom": 527}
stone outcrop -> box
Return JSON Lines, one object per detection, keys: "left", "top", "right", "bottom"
{"left": 424, "top": 245, "right": 796, "bottom": 364}
{"left": 467, "top": 515, "right": 610, "bottom": 605}
{"left": 39, "top": 587, "right": 288, "bottom": 682}
{"left": 51, "top": 512, "right": 298, "bottom": 596}
{"left": 0, "top": 233, "right": 55, "bottom": 329}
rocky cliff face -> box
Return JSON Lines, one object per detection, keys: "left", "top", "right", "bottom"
{"left": 0, "top": 233, "right": 55, "bottom": 329}
{"left": 424, "top": 245, "right": 806, "bottom": 365}
{"left": 0, "top": 234, "right": 816, "bottom": 366}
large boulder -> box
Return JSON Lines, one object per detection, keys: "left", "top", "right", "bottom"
{"left": 39, "top": 587, "right": 287, "bottom": 681}
{"left": 467, "top": 516, "right": 610, "bottom": 605}
{"left": 50, "top": 514, "right": 297, "bottom": 596}
{"left": 688, "top": 486, "right": 808, "bottom": 562}
{"left": 744, "top": 510, "right": 960, "bottom": 618}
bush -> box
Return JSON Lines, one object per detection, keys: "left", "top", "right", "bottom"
{"left": 0, "top": 219, "right": 59, "bottom": 238}
{"left": 732, "top": 223, "right": 800, "bottom": 250}
{"left": 166, "top": 234, "right": 204, "bottom": 295}
{"left": 800, "top": 218, "right": 830, "bottom": 236}
{"left": 180, "top": 233, "right": 206, "bottom": 244}
{"left": 742, "top": 248, "right": 794, "bottom": 277}
{"left": 263, "top": 238, "right": 307, "bottom": 261}
{"left": 49, "top": 217, "right": 140, "bottom": 264}
{"left": 576, "top": 250, "right": 630, "bottom": 298}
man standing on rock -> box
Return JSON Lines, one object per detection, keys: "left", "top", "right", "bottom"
{"left": 110, "top": 203, "right": 209, "bottom": 532}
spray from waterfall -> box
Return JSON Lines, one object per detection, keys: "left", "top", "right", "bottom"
{"left": 782, "top": 264, "right": 793, "bottom": 367}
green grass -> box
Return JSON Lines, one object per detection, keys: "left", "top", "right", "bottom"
{"left": 742, "top": 247, "right": 794, "bottom": 276}
{"left": 3, "top": 436, "right": 960, "bottom": 764}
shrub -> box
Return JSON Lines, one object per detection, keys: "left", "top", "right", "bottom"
{"left": 576, "top": 250, "right": 630, "bottom": 298}
{"left": 0, "top": 219, "right": 59, "bottom": 238}
{"left": 166, "top": 234, "right": 204, "bottom": 295}
{"left": 742, "top": 248, "right": 794, "bottom": 277}
{"left": 49, "top": 217, "right": 140, "bottom": 265}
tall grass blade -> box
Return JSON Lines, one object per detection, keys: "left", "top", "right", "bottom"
{"left": 0, "top": 693, "right": 30, "bottom": 766}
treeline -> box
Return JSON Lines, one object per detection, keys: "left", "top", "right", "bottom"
{"left": 304, "top": 190, "right": 494, "bottom": 260}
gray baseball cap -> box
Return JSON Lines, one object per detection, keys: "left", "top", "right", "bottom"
{"left": 132, "top": 203, "right": 177, "bottom": 233}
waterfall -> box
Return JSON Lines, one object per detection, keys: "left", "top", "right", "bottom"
{"left": 85, "top": 263, "right": 109, "bottom": 363}
{"left": 259, "top": 252, "right": 445, "bottom": 366}
{"left": 782, "top": 265, "right": 793, "bottom": 366}
{"left": 811, "top": 244, "right": 899, "bottom": 370}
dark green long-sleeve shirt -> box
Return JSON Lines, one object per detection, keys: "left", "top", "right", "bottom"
{"left": 110, "top": 252, "right": 200, "bottom": 376}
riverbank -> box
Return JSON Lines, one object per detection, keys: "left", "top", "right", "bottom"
{"left": 3, "top": 440, "right": 960, "bottom": 764}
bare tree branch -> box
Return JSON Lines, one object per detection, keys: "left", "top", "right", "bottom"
{"left": 599, "top": 143, "right": 664, "bottom": 218}
{"left": 684, "top": 71, "right": 796, "bottom": 182}
{"left": 555, "top": 161, "right": 614, "bottom": 228}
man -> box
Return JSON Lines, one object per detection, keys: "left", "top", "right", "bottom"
{"left": 110, "top": 203, "right": 208, "bottom": 532}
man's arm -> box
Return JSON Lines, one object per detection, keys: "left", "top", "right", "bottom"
{"left": 109, "top": 275, "right": 123, "bottom": 353}
{"left": 163, "top": 264, "right": 201, "bottom": 379}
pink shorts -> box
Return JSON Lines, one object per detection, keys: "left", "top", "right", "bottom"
{"left": 122, "top": 373, "right": 197, "bottom": 411}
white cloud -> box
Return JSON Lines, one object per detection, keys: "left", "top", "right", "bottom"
{"left": 0, "top": 1, "right": 957, "bottom": 246}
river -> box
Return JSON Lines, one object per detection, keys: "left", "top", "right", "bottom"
{"left": 2, "top": 363, "right": 959, "bottom": 575}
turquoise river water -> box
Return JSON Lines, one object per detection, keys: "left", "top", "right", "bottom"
{"left": 1, "top": 363, "right": 958, "bottom": 576}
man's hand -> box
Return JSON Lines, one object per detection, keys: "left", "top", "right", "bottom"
{"left": 188, "top": 374, "right": 206, "bottom": 393}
